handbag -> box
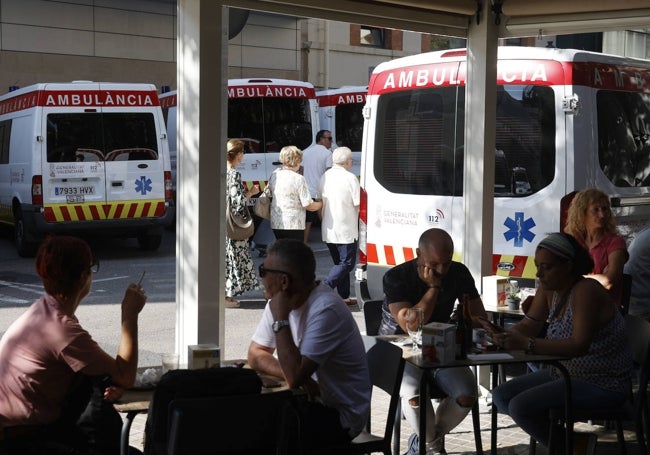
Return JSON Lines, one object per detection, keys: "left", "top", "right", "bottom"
{"left": 226, "top": 197, "right": 254, "bottom": 240}
{"left": 253, "top": 187, "right": 272, "bottom": 220}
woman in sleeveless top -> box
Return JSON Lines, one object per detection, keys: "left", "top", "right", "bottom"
{"left": 490, "top": 232, "right": 632, "bottom": 450}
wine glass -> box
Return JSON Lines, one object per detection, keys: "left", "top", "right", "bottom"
{"left": 406, "top": 307, "right": 424, "bottom": 353}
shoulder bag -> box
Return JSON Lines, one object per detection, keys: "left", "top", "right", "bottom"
{"left": 226, "top": 197, "right": 254, "bottom": 240}
{"left": 253, "top": 186, "right": 272, "bottom": 220}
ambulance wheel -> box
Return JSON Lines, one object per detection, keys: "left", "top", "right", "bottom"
{"left": 137, "top": 232, "right": 162, "bottom": 251}
{"left": 14, "top": 210, "right": 38, "bottom": 257}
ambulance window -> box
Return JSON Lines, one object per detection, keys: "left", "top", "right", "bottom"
{"left": 47, "top": 113, "right": 159, "bottom": 162}
{"left": 597, "top": 91, "right": 650, "bottom": 187}
{"left": 228, "top": 97, "right": 314, "bottom": 153}
{"left": 494, "top": 85, "right": 556, "bottom": 196}
{"left": 335, "top": 103, "right": 364, "bottom": 152}
{"left": 47, "top": 114, "right": 103, "bottom": 163}
{"left": 374, "top": 87, "right": 459, "bottom": 196}
{"left": 103, "top": 113, "right": 159, "bottom": 160}
{"left": 0, "top": 120, "right": 11, "bottom": 164}
{"left": 373, "top": 84, "right": 555, "bottom": 197}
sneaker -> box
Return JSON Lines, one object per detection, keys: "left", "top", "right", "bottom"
{"left": 403, "top": 433, "right": 419, "bottom": 455}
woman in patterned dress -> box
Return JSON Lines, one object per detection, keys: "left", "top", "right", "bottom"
{"left": 490, "top": 232, "right": 632, "bottom": 450}
{"left": 225, "top": 139, "right": 259, "bottom": 308}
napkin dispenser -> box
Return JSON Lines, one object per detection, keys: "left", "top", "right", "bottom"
{"left": 188, "top": 344, "right": 221, "bottom": 369}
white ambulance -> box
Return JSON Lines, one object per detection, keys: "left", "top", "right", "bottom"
{"left": 316, "top": 85, "right": 367, "bottom": 177}
{"left": 160, "top": 78, "right": 320, "bottom": 201}
{"left": 0, "top": 81, "right": 173, "bottom": 256}
{"left": 356, "top": 46, "right": 650, "bottom": 303}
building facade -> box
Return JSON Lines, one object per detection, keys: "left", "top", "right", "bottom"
{"left": 0, "top": 0, "right": 647, "bottom": 93}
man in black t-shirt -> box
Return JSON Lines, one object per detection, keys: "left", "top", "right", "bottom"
{"left": 378, "top": 228, "right": 487, "bottom": 455}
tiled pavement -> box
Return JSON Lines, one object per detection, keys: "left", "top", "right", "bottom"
{"left": 120, "top": 384, "right": 646, "bottom": 454}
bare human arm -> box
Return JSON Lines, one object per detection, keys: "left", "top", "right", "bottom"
{"left": 587, "top": 248, "right": 627, "bottom": 291}
{"left": 496, "top": 280, "right": 613, "bottom": 356}
{"left": 81, "top": 283, "right": 146, "bottom": 388}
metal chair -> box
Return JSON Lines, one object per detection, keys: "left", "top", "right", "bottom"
{"left": 305, "top": 335, "right": 405, "bottom": 455}
{"left": 621, "top": 273, "right": 633, "bottom": 315}
{"left": 363, "top": 299, "right": 384, "bottom": 336}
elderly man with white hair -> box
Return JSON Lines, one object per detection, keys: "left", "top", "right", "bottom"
{"left": 317, "top": 146, "right": 360, "bottom": 305}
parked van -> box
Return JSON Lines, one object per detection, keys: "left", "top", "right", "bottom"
{"left": 160, "top": 78, "right": 319, "bottom": 199}
{"left": 356, "top": 47, "right": 650, "bottom": 303}
{"left": 316, "top": 86, "right": 367, "bottom": 177}
{"left": 0, "top": 82, "right": 173, "bottom": 256}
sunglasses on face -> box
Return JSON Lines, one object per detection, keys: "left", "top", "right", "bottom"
{"left": 258, "top": 264, "right": 291, "bottom": 278}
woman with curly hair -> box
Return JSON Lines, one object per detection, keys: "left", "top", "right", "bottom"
{"left": 564, "top": 188, "right": 628, "bottom": 306}
{"left": 225, "top": 139, "right": 259, "bottom": 308}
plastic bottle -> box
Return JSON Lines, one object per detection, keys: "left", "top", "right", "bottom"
{"left": 462, "top": 294, "right": 473, "bottom": 349}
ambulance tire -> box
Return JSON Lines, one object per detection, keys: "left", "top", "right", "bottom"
{"left": 13, "top": 209, "right": 38, "bottom": 258}
{"left": 137, "top": 231, "right": 163, "bottom": 251}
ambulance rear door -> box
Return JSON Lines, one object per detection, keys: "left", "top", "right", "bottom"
{"left": 41, "top": 82, "right": 166, "bottom": 226}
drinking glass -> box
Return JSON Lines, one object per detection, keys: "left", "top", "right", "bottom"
{"left": 406, "top": 307, "right": 424, "bottom": 353}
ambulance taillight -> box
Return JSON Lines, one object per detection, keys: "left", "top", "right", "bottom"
{"left": 164, "top": 171, "right": 173, "bottom": 200}
{"left": 358, "top": 186, "right": 367, "bottom": 265}
{"left": 31, "top": 175, "right": 43, "bottom": 205}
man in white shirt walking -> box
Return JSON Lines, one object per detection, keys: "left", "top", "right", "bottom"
{"left": 318, "top": 147, "right": 360, "bottom": 304}
{"left": 301, "top": 130, "right": 333, "bottom": 243}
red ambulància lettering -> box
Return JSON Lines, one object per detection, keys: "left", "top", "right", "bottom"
{"left": 45, "top": 92, "right": 155, "bottom": 107}
{"left": 229, "top": 86, "right": 308, "bottom": 98}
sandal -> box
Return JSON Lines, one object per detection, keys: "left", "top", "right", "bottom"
{"left": 225, "top": 297, "right": 240, "bottom": 308}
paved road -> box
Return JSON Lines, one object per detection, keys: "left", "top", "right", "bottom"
{"left": 0, "top": 222, "right": 363, "bottom": 368}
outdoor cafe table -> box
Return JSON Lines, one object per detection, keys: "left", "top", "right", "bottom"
{"left": 403, "top": 348, "right": 573, "bottom": 455}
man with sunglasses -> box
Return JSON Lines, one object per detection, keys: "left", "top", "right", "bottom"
{"left": 248, "top": 239, "right": 371, "bottom": 451}
{"left": 301, "top": 130, "right": 333, "bottom": 243}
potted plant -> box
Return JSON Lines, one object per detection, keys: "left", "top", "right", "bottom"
{"left": 506, "top": 291, "right": 522, "bottom": 311}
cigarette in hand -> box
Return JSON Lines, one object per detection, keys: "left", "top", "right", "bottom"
{"left": 137, "top": 271, "right": 146, "bottom": 286}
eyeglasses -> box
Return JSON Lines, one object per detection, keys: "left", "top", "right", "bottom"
{"left": 89, "top": 260, "right": 100, "bottom": 273}
{"left": 322, "top": 136, "right": 332, "bottom": 140}
{"left": 258, "top": 264, "right": 290, "bottom": 278}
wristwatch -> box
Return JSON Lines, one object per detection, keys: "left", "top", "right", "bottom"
{"left": 272, "top": 320, "right": 290, "bottom": 333}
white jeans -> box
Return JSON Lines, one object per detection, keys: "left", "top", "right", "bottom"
{"left": 400, "top": 363, "right": 477, "bottom": 444}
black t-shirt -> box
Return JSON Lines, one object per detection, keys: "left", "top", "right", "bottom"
{"left": 377, "top": 258, "right": 480, "bottom": 335}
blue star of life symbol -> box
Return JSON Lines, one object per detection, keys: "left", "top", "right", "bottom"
{"left": 135, "top": 176, "right": 152, "bottom": 195}
{"left": 503, "top": 212, "right": 536, "bottom": 247}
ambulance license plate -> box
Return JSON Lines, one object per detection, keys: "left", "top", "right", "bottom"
{"left": 55, "top": 186, "right": 95, "bottom": 196}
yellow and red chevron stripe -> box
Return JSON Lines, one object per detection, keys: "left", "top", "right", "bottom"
{"left": 44, "top": 199, "right": 166, "bottom": 222}
{"left": 365, "top": 242, "right": 537, "bottom": 279}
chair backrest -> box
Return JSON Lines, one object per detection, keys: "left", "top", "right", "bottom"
{"left": 361, "top": 335, "right": 405, "bottom": 441}
{"left": 624, "top": 314, "right": 650, "bottom": 382}
{"left": 363, "top": 299, "right": 384, "bottom": 336}
{"left": 621, "top": 273, "right": 633, "bottom": 315}
{"left": 167, "top": 390, "right": 295, "bottom": 455}
{"left": 143, "top": 368, "right": 262, "bottom": 455}
{"left": 624, "top": 313, "right": 650, "bottom": 432}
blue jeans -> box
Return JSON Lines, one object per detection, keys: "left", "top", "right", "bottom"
{"left": 324, "top": 241, "right": 357, "bottom": 299}
{"left": 492, "top": 369, "right": 626, "bottom": 448}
